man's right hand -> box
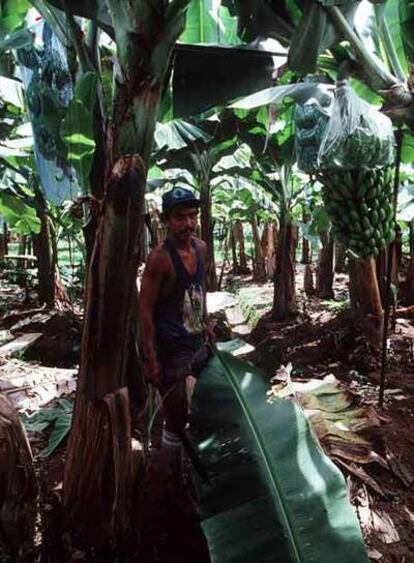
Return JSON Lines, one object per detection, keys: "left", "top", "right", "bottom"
{"left": 143, "top": 356, "right": 161, "bottom": 387}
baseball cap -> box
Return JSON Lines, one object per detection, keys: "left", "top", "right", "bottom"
{"left": 162, "top": 186, "right": 200, "bottom": 214}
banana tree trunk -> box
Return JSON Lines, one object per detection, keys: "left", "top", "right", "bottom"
{"left": 234, "top": 220, "right": 248, "bottom": 272}
{"left": 230, "top": 225, "right": 238, "bottom": 272}
{"left": 376, "top": 247, "right": 388, "bottom": 305}
{"left": 200, "top": 179, "right": 217, "bottom": 291}
{"left": 18, "top": 234, "right": 26, "bottom": 257}
{"left": 272, "top": 212, "right": 298, "bottom": 320}
{"left": 261, "top": 221, "right": 278, "bottom": 279}
{"left": 0, "top": 231, "right": 5, "bottom": 261}
{"left": 404, "top": 220, "right": 414, "bottom": 305}
{"left": 301, "top": 211, "right": 311, "bottom": 264}
{"left": 32, "top": 187, "right": 67, "bottom": 308}
{"left": 316, "top": 229, "right": 334, "bottom": 299}
{"left": 352, "top": 256, "right": 384, "bottom": 346}
{"left": 63, "top": 156, "right": 146, "bottom": 554}
{"left": 251, "top": 214, "right": 266, "bottom": 283}
{"left": 335, "top": 241, "right": 346, "bottom": 273}
{"left": 304, "top": 264, "right": 314, "bottom": 296}
{"left": 149, "top": 206, "right": 166, "bottom": 248}
{"left": 0, "top": 394, "right": 37, "bottom": 562}
{"left": 0, "top": 221, "right": 8, "bottom": 260}
{"left": 218, "top": 226, "right": 229, "bottom": 291}
{"left": 62, "top": 5, "right": 188, "bottom": 553}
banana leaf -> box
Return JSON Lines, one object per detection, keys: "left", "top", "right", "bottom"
{"left": 399, "top": 0, "right": 414, "bottom": 64}
{"left": 190, "top": 344, "right": 368, "bottom": 563}
{"left": 173, "top": 43, "right": 278, "bottom": 118}
{"left": 180, "top": 0, "right": 239, "bottom": 45}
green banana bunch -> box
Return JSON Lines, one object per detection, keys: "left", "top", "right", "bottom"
{"left": 318, "top": 167, "right": 395, "bottom": 260}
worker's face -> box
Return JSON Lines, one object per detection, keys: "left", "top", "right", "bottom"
{"left": 166, "top": 205, "right": 199, "bottom": 241}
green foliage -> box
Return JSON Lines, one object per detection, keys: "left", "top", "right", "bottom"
{"left": 0, "top": 191, "right": 41, "bottom": 234}
{"left": 399, "top": 0, "right": 414, "bottom": 64}
{"left": 154, "top": 119, "right": 212, "bottom": 151}
{"left": 0, "top": 0, "right": 30, "bottom": 37}
{"left": 180, "top": 0, "right": 239, "bottom": 44}
{"left": 20, "top": 398, "right": 73, "bottom": 457}
{"left": 61, "top": 72, "right": 98, "bottom": 194}
{"left": 299, "top": 204, "right": 331, "bottom": 251}
{"left": 321, "top": 298, "right": 349, "bottom": 313}
{"left": 401, "top": 130, "right": 414, "bottom": 164}
{"left": 0, "top": 28, "right": 33, "bottom": 51}
{"left": 191, "top": 344, "right": 368, "bottom": 562}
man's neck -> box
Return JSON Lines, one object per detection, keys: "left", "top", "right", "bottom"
{"left": 167, "top": 234, "right": 193, "bottom": 252}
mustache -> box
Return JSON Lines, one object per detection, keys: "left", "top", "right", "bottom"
{"left": 179, "top": 228, "right": 194, "bottom": 234}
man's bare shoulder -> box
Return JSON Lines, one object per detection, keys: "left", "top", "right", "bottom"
{"left": 144, "top": 244, "right": 172, "bottom": 276}
{"left": 193, "top": 236, "right": 207, "bottom": 252}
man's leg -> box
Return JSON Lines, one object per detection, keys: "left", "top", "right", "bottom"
{"left": 159, "top": 345, "right": 209, "bottom": 485}
{"left": 160, "top": 367, "right": 191, "bottom": 487}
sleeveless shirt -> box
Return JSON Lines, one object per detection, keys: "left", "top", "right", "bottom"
{"left": 154, "top": 237, "right": 205, "bottom": 355}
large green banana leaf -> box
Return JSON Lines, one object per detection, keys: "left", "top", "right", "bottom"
{"left": 180, "top": 0, "right": 239, "bottom": 45}
{"left": 399, "top": 0, "right": 414, "bottom": 64}
{"left": 190, "top": 344, "right": 368, "bottom": 563}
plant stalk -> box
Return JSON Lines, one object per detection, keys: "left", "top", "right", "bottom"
{"left": 325, "top": 5, "right": 399, "bottom": 89}
{"left": 379, "top": 127, "right": 403, "bottom": 407}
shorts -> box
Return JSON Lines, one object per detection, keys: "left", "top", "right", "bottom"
{"left": 159, "top": 342, "right": 211, "bottom": 388}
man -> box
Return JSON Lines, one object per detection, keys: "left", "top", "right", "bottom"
{"left": 139, "top": 186, "right": 211, "bottom": 483}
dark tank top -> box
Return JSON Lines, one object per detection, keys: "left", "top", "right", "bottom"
{"left": 154, "top": 237, "right": 205, "bottom": 355}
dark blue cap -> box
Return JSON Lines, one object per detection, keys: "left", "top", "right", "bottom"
{"left": 162, "top": 186, "right": 200, "bottom": 214}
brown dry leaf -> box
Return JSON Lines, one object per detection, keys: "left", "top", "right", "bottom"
{"left": 354, "top": 486, "right": 399, "bottom": 544}
{"left": 385, "top": 445, "right": 414, "bottom": 488}
{"left": 355, "top": 484, "right": 400, "bottom": 544}
{"left": 269, "top": 373, "right": 385, "bottom": 468}
{"left": 335, "top": 459, "right": 387, "bottom": 498}
{"left": 368, "top": 510, "right": 400, "bottom": 544}
{"left": 322, "top": 439, "right": 387, "bottom": 467}
{"left": 368, "top": 548, "right": 383, "bottom": 560}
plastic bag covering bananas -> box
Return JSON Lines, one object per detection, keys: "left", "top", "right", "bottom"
{"left": 295, "top": 80, "right": 334, "bottom": 173}
{"left": 295, "top": 80, "right": 395, "bottom": 259}
{"left": 17, "top": 18, "right": 75, "bottom": 204}
{"left": 318, "top": 82, "right": 394, "bottom": 170}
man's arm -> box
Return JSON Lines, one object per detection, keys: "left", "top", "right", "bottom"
{"left": 200, "top": 240, "right": 208, "bottom": 322}
{"left": 138, "top": 248, "right": 166, "bottom": 386}
{"left": 197, "top": 238, "right": 215, "bottom": 342}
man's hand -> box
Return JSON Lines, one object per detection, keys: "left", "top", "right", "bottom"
{"left": 143, "top": 356, "right": 161, "bottom": 387}
{"left": 203, "top": 318, "right": 216, "bottom": 345}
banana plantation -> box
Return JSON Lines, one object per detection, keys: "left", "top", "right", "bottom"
{"left": 2, "top": 1, "right": 414, "bottom": 562}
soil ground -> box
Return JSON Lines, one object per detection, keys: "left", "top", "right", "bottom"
{"left": 1, "top": 265, "right": 414, "bottom": 562}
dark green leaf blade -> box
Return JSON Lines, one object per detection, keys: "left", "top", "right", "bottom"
{"left": 191, "top": 348, "right": 368, "bottom": 563}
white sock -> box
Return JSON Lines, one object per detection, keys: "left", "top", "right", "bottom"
{"left": 161, "top": 428, "right": 183, "bottom": 476}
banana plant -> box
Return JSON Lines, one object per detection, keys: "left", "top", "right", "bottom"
{"left": 191, "top": 342, "right": 369, "bottom": 563}
{"left": 213, "top": 174, "right": 279, "bottom": 282}
{"left": 226, "top": 107, "right": 307, "bottom": 318}
{"left": 2, "top": 0, "right": 196, "bottom": 555}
